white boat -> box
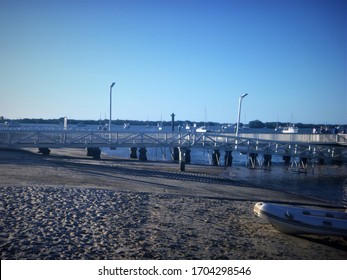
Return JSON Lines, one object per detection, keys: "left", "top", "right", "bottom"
{"left": 123, "top": 123, "right": 130, "bottom": 129}
{"left": 98, "top": 123, "right": 109, "bottom": 131}
{"left": 196, "top": 126, "right": 207, "bottom": 133}
{"left": 4, "top": 121, "right": 20, "bottom": 128}
{"left": 282, "top": 124, "right": 298, "bottom": 133}
{"left": 196, "top": 126, "right": 213, "bottom": 133}
{"left": 254, "top": 202, "right": 347, "bottom": 237}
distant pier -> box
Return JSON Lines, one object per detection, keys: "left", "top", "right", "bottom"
{"left": 0, "top": 129, "right": 346, "bottom": 171}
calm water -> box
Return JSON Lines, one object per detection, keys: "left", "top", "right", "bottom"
{"left": 226, "top": 163, "right": 347, "bottom": 207}
{"left": 102, "top": 124, "right": 347, "bottom": 207}
{"left": 103, "top": 146, "right": 347, "bottom": 207}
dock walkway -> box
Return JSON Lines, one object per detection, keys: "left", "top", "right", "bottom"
{"left": 1, "top": 130, "right": 346, "bottom": 165}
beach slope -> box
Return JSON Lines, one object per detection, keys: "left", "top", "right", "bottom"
{"left": 0, "top": 148, "right": 346, "bottom": 259}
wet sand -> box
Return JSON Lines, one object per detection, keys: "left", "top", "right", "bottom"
{"left": 0, "top": 148, "right": 346, "bottom": 259}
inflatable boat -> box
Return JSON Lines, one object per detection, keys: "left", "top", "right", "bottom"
{"left": 254, "top": 202, "right": 347, "bottom": 237}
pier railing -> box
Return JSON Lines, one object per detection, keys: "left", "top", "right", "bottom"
{"left": 0, "top": 130, "right": 346, "bottom": 162}
{"left": 0, "top": 130, "right": 345, "bottom": 148}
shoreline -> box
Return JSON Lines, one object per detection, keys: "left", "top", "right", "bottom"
{"left": 0, "top": 148, "right": 346, "bottom": 259}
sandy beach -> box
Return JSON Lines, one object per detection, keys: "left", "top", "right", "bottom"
{"left": 0, "top": 148, "right": 346, "bottom": 259}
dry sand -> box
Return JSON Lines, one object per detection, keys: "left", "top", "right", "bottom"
{"left": 0, "top": 148, "right": 346, "bottom": 259}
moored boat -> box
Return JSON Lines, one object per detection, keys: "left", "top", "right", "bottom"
{"left": 196, "top": 126, "right": 207, "bottom": 133}
{"left": 282, "top": 124, "right": 298, "bottom": 133}
{"left": 254, "top": 202, "right": 347, "bottom": 237}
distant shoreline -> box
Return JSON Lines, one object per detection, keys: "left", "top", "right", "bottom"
{"left": 1, "top": 117, "right": 346, "bottom": 129}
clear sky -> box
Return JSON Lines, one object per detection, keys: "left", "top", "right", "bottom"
{"left": 0, "top": 0, "right": 346, "bottom": 124}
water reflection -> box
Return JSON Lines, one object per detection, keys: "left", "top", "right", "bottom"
{"left": 226, "top": 164, "right": 347, "bottom": 207}
{"left": 104, "top": 147, "right": 347, "bottom": 207}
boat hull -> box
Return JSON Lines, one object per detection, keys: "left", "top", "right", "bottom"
{"left": 254, "top": 202, "right": 347, "bottom": 237}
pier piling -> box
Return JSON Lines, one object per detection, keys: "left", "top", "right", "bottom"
{"left": 282, "top": 155, "right": 291, "bottom": 164}
{"left": 224, "top": 151, "right": 233, "bottom": 166}
{"left": 172, "top": 147, "right": 179, "bottom": 161}
{"left": 185, "top": 149, "right": 191, "bottom": 164}
{"left": 86, "top": 147, "right": 101, "bottom": 159}
{"left": 139, "top": 147, "right": 147, "bottom": 161}
{"left": 179, "top": 147, "right": 186, "bottom": 171}
{"left": 212, "top": 150, "right": 220, "bottom": 166}
{"left": 263, "top": 154, "right": 272, "bottom": 167}
{"left": 248, "top": 153, "right": 258, "bottom": 168}
{"left": 38, "top": 148, "right": 50, "bottom": 156}
{"left": 130, "top": 147, "right": 137, "bottom": 159}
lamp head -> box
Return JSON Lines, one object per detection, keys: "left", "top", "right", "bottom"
{"left": 110, "top": 82, "right": 116, "bottom": 88}
{"left": 241, "top": 93, "right": 248, "bottom": 98}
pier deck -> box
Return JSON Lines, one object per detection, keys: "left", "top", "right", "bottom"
{"left": 0, "top": 130, "right": 346, "bottom": 164}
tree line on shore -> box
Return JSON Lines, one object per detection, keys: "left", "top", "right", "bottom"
{"left": 0, "top": 117, "right": 345, "bottom": 129}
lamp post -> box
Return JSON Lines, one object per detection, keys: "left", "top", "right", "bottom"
{"left": 235, "top": 93, "right": 248, "bottom": 137}
{"left": 109, "top": 82, "right": 116, "bottom": 131}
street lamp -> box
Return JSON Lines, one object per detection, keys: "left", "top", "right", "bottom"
{"left": 235, "top": 93, "right": 248, "bottom": 137}
{"left": 109, "top": 82, "right": 116, "bottom": 131}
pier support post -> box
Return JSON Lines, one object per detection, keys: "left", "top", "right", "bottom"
{"left": 212, "top": 150, "right": 220, "bottom": 166}
{"left": 87, "top": 148, "right": 93, "bottom": 156}
{"left": 93, "top": 148, "right": 101, "bottom": 159}
{"left": 38, "top": 148, "right": 50, "bottom": 156}
{"left": 300, "top": 157, "right": 308, "bottom": 172}
{"left": 224, "top": 151, "right": 233, "bottom": 166}
{"left": 300, "top": 157, "right": 308, "bottom": 165}
{"left": 130, "top": 147, "right": 137, "bottom": 159}
{"left": 248, "top": 153, "right": 258, "bottom": 168}
{"left": 185, "top": 149, "right": 191, "bottom": 164}
{"left": 87, "top": 147, "right": 101, "bottom": 159}
{"left": 172, "top": 147, "right": 179, "bottom": 161}
{"left": 179, "top": 147, "right": 186, "bottom": 171}
{"left": 139, "top": 147, "right": 147, "bottom": 161}
{"left": 291, "top": 157, "right": 308, "bottom": 173}
{"left": 263, "top": 154, "right": 272, "bottom": 167}
{"left": 317, "top": 152, "right": 325, "bottom": 165}
{"left": 282, "top": 155, "right": 291, "bottom": 164}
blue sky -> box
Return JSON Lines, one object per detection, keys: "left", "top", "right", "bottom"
{"left": 0, "top": 0, "right": 346, "bottom": 124}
